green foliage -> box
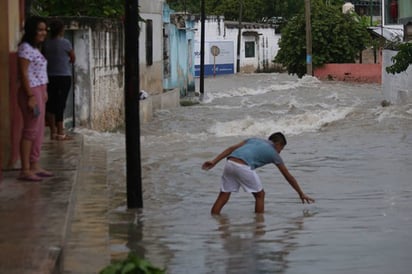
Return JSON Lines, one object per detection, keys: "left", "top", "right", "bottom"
{"left": 274, "top": 14, "right": 307, "bottom": 77}
{"left": 167, "top": 0, "right": 305, "bottom": 21}
{"left": 31, "top": 0, "right": 124, "bottom": 18}
{"left": 386, "top": 42, "right": 412, "bottom": 74}
{"left": 275, "top": 0, "right": 370, "bottom": 78}
{"left": 212, "top": 0, "right": 267, "bottom": 22}
{"left": 100, "top": 253, "right": 165, "bottom": 274}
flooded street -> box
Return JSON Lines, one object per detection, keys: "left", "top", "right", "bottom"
{"left": 80, "top": 73, "right": 412, "bottom": 274}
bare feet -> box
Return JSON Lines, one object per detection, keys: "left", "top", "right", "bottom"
{"left": 52, "top": 133, "right": 74, "bottom": 141}
{"left": 18, "top": 170, "right": 42, "bottom": 182}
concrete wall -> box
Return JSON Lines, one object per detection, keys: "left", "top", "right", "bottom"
{"left": 139, "top": 0, "right": 164, "bottom": 95}
{"left": 63, "top": 11, "right": 180, "bottom": 130}
{"left": 314, "top": 63, "right": 382, "bottom": 83}
{"left": 382, "top": 49, "right": 412, "bottom": 104}
{"left": 139, "top": 89, "right": 179, "bottom": 123}
{"left": 65, "top": 18, "right": 125, "bottom": 131}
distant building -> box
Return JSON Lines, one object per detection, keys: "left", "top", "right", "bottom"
{"left": 352, "top": 0, "right": 412, "bottom": 26}
{"left": 352, "top": 1, "right": 382, "bottom": 23}
{"left": 193, "top": 16, "right": 280, "bottom": 75}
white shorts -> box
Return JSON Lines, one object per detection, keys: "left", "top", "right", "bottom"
{"left": 220, "top": 159, "right": 263, "bottom": 193}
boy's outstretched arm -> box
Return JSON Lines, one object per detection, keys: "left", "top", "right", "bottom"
{"left": 202, "top": 141, "right": 246, "bottom": 170}
{"left": 276, "top": 164, "right": 315, "bottom": 204}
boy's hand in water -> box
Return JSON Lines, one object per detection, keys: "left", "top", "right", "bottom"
{"left": 202, "top": 161, "right": 215, "bottom": 170}
{"left": 300, "top": 193, "right": 315, "bottom": 204}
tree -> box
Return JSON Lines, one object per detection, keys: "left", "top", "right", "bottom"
{"left": 167, "top": 0, "right": 299, "bottom": 22}
{"left": 386, "top": 42, "right": 412, "bottom": 74}
{"left": 275, "top": 0, "right": 370, "bottom": 77}
{"left": 31, "top": 0, "right": 124, "bottom": 17}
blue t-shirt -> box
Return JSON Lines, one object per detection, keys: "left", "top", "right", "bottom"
{"left": 229, "top": 138, "right": 284, "bottom": 169}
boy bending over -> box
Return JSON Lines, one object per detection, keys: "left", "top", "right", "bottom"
{"left": 202, "top": 132, "right": 314, "bottom": 215}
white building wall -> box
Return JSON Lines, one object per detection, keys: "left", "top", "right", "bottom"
{"left": 382, "top": 49, "right": 412, "bottom": 104}
{"left": 139, "top": 0, "right": 164, "bottom": 95}
{"left": 72, "top": 29, "right": 92, "bottom": 127}
{"left": 194, "top": 17, "right": 280, "bottom": 73}
{"left": 139, "top": 0, "right": 179, "bottom": 121}
{"left": 139, "top": 14, "right": 163, "bottom": 64}
{"left": 72, "top": 22, "right": 125, "bottom": 131}
{"left": 139, "top": 0, "right": 163, "bottom": 12}
{"left": 241, "top": 34, "right": 257, "bottom": 69}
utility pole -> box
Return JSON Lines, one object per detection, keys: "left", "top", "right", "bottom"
{"left": 236, "top": 0, "right": 243, "bottom": 73}
{"left": 370, "top": 0, "right": 373, "bottom": 25}
{"left": 305, "top": 0, "right": 312, "bottom": 76}
{"left": 124, "top": 0, "right": 143, "bottom": 208}
{"left": 200, "top": 0, "right": 205, "bottom": 95}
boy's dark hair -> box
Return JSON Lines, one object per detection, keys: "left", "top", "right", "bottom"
{"left": 49, "top": 19, "right": 65, "bottom": 38}
{"left": 20, "top": 16, "right": 47, "bottom": 47}
{"left": 268, "top": 132, "right": 287, "bottom": 146}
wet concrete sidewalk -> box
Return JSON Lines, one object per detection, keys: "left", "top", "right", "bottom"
{"left": 0, "top": 134, "right": 112, "bottom": 274}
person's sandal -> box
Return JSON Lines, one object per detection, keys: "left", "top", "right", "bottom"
{"left": 36, "top": 171, "right": 54, "bottom": 177}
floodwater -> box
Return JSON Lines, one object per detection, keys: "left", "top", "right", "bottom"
{"left": 80, "top": 73, "right": 412, "bottom": 274}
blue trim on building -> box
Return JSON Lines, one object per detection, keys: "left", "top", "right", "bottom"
{"left": 195, "top": 63, "right": 235, "bottom": 77}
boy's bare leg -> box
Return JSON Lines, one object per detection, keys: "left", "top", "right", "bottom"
{"left": 252, "top": 190, "right": 265, "bottom": 213}
{"left": 211, "top": 191, "right": 231, "bottom": 215}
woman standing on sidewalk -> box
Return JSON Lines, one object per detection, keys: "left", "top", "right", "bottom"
{"left": 17, "top": 16, "right": 53, "bottom": 181}
{"left": 43, "top": 19, "right": 75, "bottom": 141}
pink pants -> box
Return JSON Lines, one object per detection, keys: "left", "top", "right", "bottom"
{"left": 18, "top": 85, "right": 46, "bottom": 163}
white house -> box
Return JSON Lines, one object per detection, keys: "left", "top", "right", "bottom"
{"left": 193, "top": 16, "right": 280, "bottom": 75}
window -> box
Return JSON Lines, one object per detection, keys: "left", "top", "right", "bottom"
{"left": 146, "top": 19, "right": 153, "bottom": 66}
{"left": 245, "top": 41, "right": 255, "bottom": 58}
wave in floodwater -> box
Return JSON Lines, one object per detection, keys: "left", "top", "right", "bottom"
{"left": 78, "top": 74, "right": 412, "bottom": 145}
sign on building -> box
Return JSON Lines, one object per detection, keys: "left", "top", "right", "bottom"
{"left": 194, "top": 41, "right": 234, "bottom": 77}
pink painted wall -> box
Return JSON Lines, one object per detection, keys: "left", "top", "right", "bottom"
{"left": 314, "top": 63, "right": 382, "bottom": 83}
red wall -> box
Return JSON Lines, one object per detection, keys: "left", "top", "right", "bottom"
{"left": 314, "top": 63, "right": 382, "bottom": 83}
